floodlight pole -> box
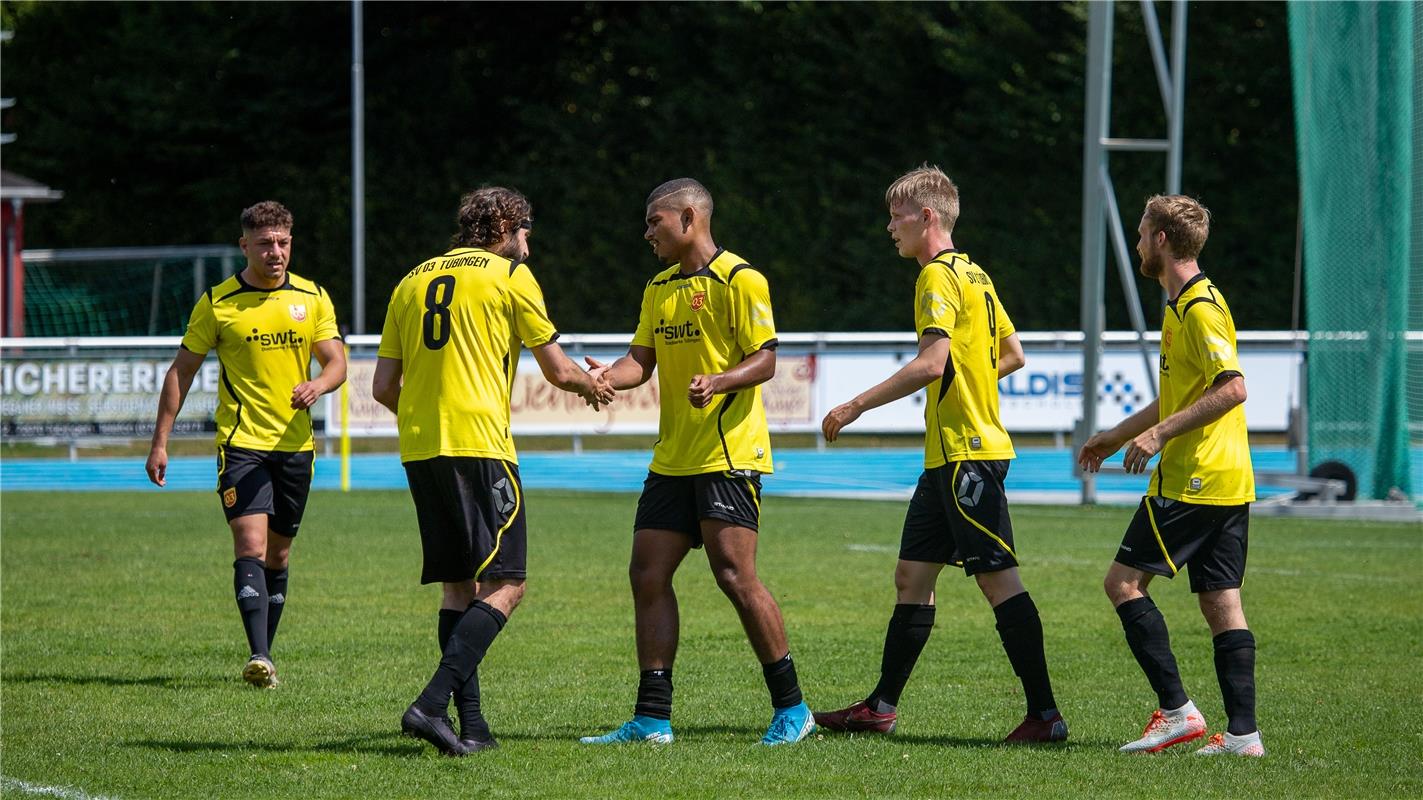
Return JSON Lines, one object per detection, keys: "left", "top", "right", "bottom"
{"left": 1077, "top": 2, "right": 1112, "bottom": 504}
{"left": 351, "top": 0, "right": 366, "bottom": 334}
{"left": 1076, "top": 0, "right": 1188, "bottom": 504}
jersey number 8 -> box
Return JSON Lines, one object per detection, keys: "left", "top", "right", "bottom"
{"left": 422, "top": 275, "right": 456, "bottom": 350}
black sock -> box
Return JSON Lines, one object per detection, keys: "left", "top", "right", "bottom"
{"left": 264, "top": 566, "right": 288, "bottom": 649}
{"left": 867, "top": 603, "right": 935, "bottom": 711}
{"left": 1116, "top": 596, "right": 1188, "bottom": 710}
{"left": 415, "top": 601, "right": 507, "bottom": 717}
{"left": 1213, "top": 628, "right": 1257, "bottom": 735}
{"left": 993, "top": 592, "right": 1058, "bottom": 718}
{"left": 762, "top": 653, "right": 803, "bottom": 710}
{"left": 635, "top": 669, "right": 674, "bottom": 720}
{"left": 233, "top": 557, "right": 270, "bottom": 658}
{"left": 437, "top": 609, "right": 462, "bottom": 652}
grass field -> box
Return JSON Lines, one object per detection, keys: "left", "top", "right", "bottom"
{"left": 2, "top": 489, "right": 1420, "bottom": 798}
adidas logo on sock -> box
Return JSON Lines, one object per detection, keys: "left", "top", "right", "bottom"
{"left": 269, "top": 593, "right": 285, "bottom": 605}
{"left": 237, "top": 585, "right": 260, "bottom": 599}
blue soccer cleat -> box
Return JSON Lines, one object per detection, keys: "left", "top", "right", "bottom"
{"left": 760, "top": 702, "right": 816, "bottom": 746}
{"left": 579, "top": 715, "right": 675, "bottom": 745}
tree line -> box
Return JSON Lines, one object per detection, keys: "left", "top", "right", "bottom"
{"left": 1, "top": 1, "right": 1298, "bottom": 334}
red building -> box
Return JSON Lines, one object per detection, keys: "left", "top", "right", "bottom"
{"left": 0, "top": 169, "right": 63, "bottom": 337}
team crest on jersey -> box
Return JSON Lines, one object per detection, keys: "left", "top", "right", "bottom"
{"left": 288, "top": 304, "right": 308, "bottom": 322}
{"left": 690, "top": 291, "right": 707, "bottom": 312}
{"left": 222, "top": 487, "right": 238, "bottom": 508}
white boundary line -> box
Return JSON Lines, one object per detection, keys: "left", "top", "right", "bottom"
{"left": 0, "top": 776, "right": 119, "bottom": 800}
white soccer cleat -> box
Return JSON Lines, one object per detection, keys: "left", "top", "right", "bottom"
{"left": 1194, "top": 731, "right": 1266, "bottom": 757}
{"left": 1119, "top": 701, "right": 1207, "bottom": 753}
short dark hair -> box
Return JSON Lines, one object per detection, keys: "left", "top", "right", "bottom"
{"left": 453, "top": 187, "right": 532, "bottom": 248}
{"left": 1142, "top": 194, "right": 1211, "bottom": 260}
{"left": 645, "top": 178, "right": 713, "bottom": 216}
{"left": 241, "top": 201, "right": 293, "bottom": 232}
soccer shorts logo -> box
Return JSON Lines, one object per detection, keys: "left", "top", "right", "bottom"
{"left": 956, "top": 470, "right": 985, "bottom": 508}
{"left": 223, "top": 487, "right": 238, "bottom": 508}
{"left": 491, "top": 477, "right": 517, "bottom": 514}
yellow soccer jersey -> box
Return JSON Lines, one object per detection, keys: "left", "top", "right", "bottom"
{"left": 631, "top": 248, "right": 777, "bottom": 475}
{"left": 377, "top": 247, "right": 558, "bottom": 463}
{"left": 1153, "top": 274, "right": 1255, "bottom": 504}
{"left": 914, "top": 250, "right": 1017, "bottom": 468}
{"left": 181, "top": 272, "right": 341, "bottom": 452}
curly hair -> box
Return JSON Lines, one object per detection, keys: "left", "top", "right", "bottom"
{"left": 453, "top": 187, "right": 532, "bottom": 248}
{"left": 240, "top": 201, "right": 293, "bottom": 232}
{"left": 885, "top": 164, "right": 959, "bottom": 233}
{"left": 1142, "top": 194, "right": 1211, "bottom": 260}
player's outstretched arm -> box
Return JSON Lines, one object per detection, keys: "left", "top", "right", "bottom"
{"left": 146, "top": 348, "right": 206, "bottom": 487}
{"left": 371, "top": 357, "right": 403, "bottom": 414}
{"left": 688, "top": 347, "right": 774, "bottom": 409}
{"left": 822, "top": 333, "right": 949, "bottom": 442}
{"left": 292, "top": 339, "right": 348, "bottom": 410}
{"left": 532, "top": 341, "right": 614, "bottom": 409}
{"left": 1077, "top": 398, "right": 1160, "bottom": 473}
{"left": 586, "top": 345, "right": 656, "bottom": 391}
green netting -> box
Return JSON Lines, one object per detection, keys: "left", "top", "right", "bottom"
{"left": 1290, "top": 1, "right": 1418, "bottom": 502}
{"left": 22, "top": 254, "right": 240, "bottom": 337}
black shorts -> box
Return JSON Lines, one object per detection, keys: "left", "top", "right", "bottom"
{"left": 633, "top": 470, "right": 762, "bottom": 547}
{"left": 900, "top": 460, "right": 1017, "bottom": 576}
{"left": 403, "top": 456, "right": 527, "bottom": 584}
{"left": 1115, "top": 495, "right": 1252, "bottom": 589}
{"left": 216, "top": 446, "right": 314, "bottom": 536}
{"left": 1116, "top": 496, "right": 1250, "bottom": 592}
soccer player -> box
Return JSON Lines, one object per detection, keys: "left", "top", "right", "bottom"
{"left": 578, "top": 178, "right": 815, "bottom": 747}
{"left": 813, "top": 165, "right": 1066, "bottom": 743}
{"left": 146, "top": 201, "right": 346, "bottom": 689}
{"left": 373, "top": 187, "right": 610, "bottom": 757}
{"left": 1077, "top": 195, "right": 1264, "bottom": 757}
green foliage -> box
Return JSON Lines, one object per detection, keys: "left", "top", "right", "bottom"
{"left": 3, "top": 489, "right": 1420, "bottom": 798}
{"left": 3, "top": 2, "right": 1297, "bottom": 334}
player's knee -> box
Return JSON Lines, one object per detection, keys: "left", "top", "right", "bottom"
{"left": 711, "top": 565, "right": 757, "bottom": 602}
{"left": 628, "top": 561, "right": 670, "bottom": 596}
{"left": 1104, "top": 575, "right": 1139, "bottom": 606}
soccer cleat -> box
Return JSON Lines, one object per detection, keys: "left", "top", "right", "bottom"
{"left": 401, "top": 704, "right": 468, "bottom": 756}
{"left": 242, "top": 655, "right": 278, "bottom": 689}
{"left": 459, "top": 736, "right": 500, "bottom": 754}
{"left": 812, "top": 700, "right": 897, "bottom": 734}
{"left": 1003, "top": 710, "right": 1069, "bottom": 744}
{"left": 760, "top": 702, "right": 816, "bottom": 746}
{"left": 579, "top": 715, "right": 675, "bottom": 745}
{"left": 1119, "top": 701, "right": 1208, "bottom": 753}
{"left": 1194, "top": 731, "right": 1266, "bottom": 757}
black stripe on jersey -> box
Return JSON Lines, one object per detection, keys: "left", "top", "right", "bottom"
{"left": 509, "top": 259, "right": 525, "bottom": 277}
{"left": 649, "top": 248, "right": 727, "bottom": 285}
{"left": 934, "top": 349, "right": 957, "bottom": 466}
{"left": 215, "top": 275, "right": 319, "bottom": 303}
{"left": 922, "top": 327, "right": 949, "bottom": 338}
{"left": 757, "top": 338, "right": 780, "bottom": 351}
{"left": 727, "top": 263, "right": 751, "bottom": 283}
{"left": 1165, "top": 272, "right": 1209, "bottom": 313}
{"left": 715, "top": 391, "right": 739, "bottom": 470}
{"left": 217, "top": 360, "right": 244, "bottom": 447}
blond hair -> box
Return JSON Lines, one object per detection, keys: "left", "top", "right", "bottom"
{"left": 885, "top": 164, "right": 959, "bottom": 233}
{"left": 1142, "top": 194, "right": 1211, "bottom": 260}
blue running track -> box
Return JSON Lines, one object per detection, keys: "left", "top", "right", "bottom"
{"left": 0, "top": 446, "right": 1316, "bottom": 504}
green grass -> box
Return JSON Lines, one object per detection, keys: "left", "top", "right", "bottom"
{"left": 2, "top": 490, "right": 1420, "bottom": 798}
